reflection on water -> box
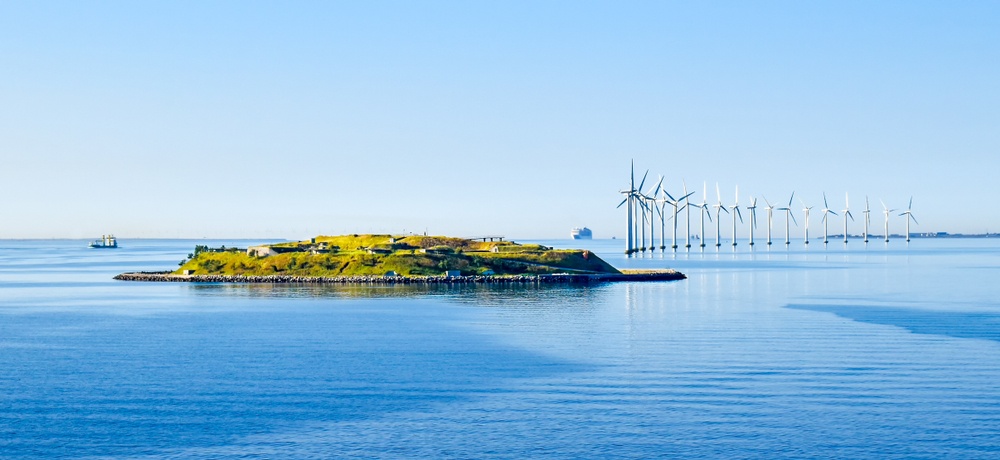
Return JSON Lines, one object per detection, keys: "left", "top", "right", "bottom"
{"left": 187, "top": 281, "right": 614, "bottom": 308}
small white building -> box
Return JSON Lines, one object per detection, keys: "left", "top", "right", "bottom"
{"left": 247, "top": 246, "right": 277, "bottom": 257}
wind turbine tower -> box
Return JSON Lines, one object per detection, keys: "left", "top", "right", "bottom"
{"left": 699, "top": 182, "right": 712, "bottom": 249}
{"left": 801, "top": 198, "right": 813, "bottom": 245}
{"left": 729, "top": 185, "right": 743, "bottom": 246}
{"left": 862, "top": 196, "right": 871, "bottom": 243}
{"left": 821, "top": 192, "right": 838, "bottom": 245}
{"left": 729, "top": 186, "right": 743, "bottom": 247}
{"left": 881, "top": 200, "right": 896, "bottom": 243}
{"left": 842, "top": 193, "right": 854, "bottom": 244}
{"left": 617, "top": 162, "right": 636, "bottom": 254}
{"left": 636, "top": 171, "right": 649, "bottom": 251}
{"left": 778, "top": 192, "right": 796, "bottom": 245}
{"left": 647, "top": 176, "right": 663, "bottom": 251}
{"left": 683, "top": 181, "right": 693, "bottom": 249}
{"left": 899, "top": 197, "right": 918, "bottom": 242}
{"left": 664, "top": 187, "right": 694, "bottom": 250}
{"left": 747, "top": 196, "right": 758, "bottom": 246}
{"left": 713, "top": 183, "right": 729, "bottom": 247}
{"left": 639, "top": 198, "right": 648, "bottom": 252}
{"left": 762, "top": 196, "right": 776, "bottom": 245}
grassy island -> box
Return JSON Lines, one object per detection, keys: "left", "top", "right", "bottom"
{"left": 174, "top": 234, "right": 621, "bottom": 277}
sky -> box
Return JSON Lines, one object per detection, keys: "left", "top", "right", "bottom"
{"left": 1, "top": 1, "right": 998, "bottom": 240}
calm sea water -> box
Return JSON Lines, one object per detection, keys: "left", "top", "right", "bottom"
{"left": 2, "top": 237, "right": 1000, "bottom": 459}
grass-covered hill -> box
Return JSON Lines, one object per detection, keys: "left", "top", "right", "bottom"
{"left": 174, "top": 234, "right": 620, "bottom": 277}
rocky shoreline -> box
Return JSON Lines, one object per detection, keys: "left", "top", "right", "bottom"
{"left": 113, "top": 270, "right": 686, "bottom": 284}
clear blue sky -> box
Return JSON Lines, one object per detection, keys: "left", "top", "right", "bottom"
{"left": 1, "top": 1, "right": 997, "bottom": 239}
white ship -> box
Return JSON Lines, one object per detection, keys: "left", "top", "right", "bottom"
{"left": 571, "top": 227, "right": 593, "bottom": 240}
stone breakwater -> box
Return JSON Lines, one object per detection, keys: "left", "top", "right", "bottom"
{"left": 114, "top": 271, "right": 685, "bottom": 284}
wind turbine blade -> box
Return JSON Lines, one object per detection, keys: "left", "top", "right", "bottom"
{"left": 735, "top": 207, "right": 743, "bottom": 223}
{"left": 681, "top": 191, "right": 696, "bottom": 201}
{"left": 847, "top": 210, "right": 854, "bottom": 221}
{"left": 823, "top": 192, "right": 829, "bottom": 209}
{"left": 763, "top": 195, "right": 772, "bottom": 208}
{"left": 790, "top": 212, "right": 798, "bottom": 226}
{"left": 881, "top": 199, "right": 887, "bottom": 211}
{"left": 716, "top": 183, "right": 721, "bottom": 202}
{"left": 908, "top": 196, "right": 913, "bottom": 210}
{"left": 617, "top": 197, "right": 628, "bottom": 208}
{"left": 665, "top": 191, "right": 677, "bottom": 202}
{"left": 911, "top": 214, "right": 919, "bottom": 225}
{"left": 637, "top": 170, "right": 649, "bottom": 192}
{"left": 788, "top": 191, "right": 795, "bottom": 207}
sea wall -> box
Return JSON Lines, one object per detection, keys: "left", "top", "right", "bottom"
{"left": 113, "top": 271, "right": 685, "bottom": 284}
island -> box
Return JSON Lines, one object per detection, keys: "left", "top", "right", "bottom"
{"left": 114, "top": 234, "right": 685, "bottom": 284}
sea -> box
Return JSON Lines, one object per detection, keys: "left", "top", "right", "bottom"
{"left": 2, "top": 237, "right": 1000, "bottom": 459}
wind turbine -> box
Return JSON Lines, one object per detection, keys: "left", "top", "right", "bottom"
{"left": 821, "top": 192, "right": 838, "bottom": 244}
{"left": 698, "top": 182, "right": 713, "bottom": 248}
{"left": 881, "top": 199, "right": 896, "bottom": 243}
{"left": 777, "top": 192, "right": 797, "bottom": 245}
{"left": 842, "top": 192, "right": 854, "bottom": 244}
{"left": 713, "top": 183, "right": 730, "bottom": 247}
{"left": 762, "top": 196, "right": 776, "bottom": 245}
{"left": 862, "top": 196, "right": 871, "bottom": 243}
{"left": 683, "top": 181, "right": 694, "bottom": 249}
{"left": 646, "top": 176, "right": 664, "bottom": 250}
{"left": 729, "top": 186, "right": 743, "bottom": 247}
{"left": 616, "top": 161, "right": 637, "bottom": 254}
{"left": 746, "top": 196, "right": 758, "bottom": 246}
{"left": 801, "top": 197, "right": 813, "bottom": 245}
{"left": 639, "top": 197, "right": 649, "bottom": 252}
{"left": 899, "top": 197, "right": 918, "bottom": 242}
{"left": 665, "top": 188, "right": 695, "bottom": 250}
{"left": 636, "top": 170, "right": 649, "bottom": 251}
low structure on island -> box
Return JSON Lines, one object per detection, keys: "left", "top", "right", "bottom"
{"left": 115, "top": 234, "right": 685, "bottom": 284}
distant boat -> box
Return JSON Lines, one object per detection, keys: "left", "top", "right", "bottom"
{"left": 89, "top": 235, "right": 118, "bottom": 249}
{"left": 571, "top": 227, "right": 593, "bottom": 240}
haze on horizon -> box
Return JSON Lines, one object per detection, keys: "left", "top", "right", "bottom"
{"left": 1, "top": 1, "right": 998, "bottom": 240}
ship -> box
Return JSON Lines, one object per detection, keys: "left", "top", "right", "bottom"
{"left": 89, "top": 235, "right": 118, "bottom": 248}
{"left": 571, "top": 227, "right": 593, "bottom": 240}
